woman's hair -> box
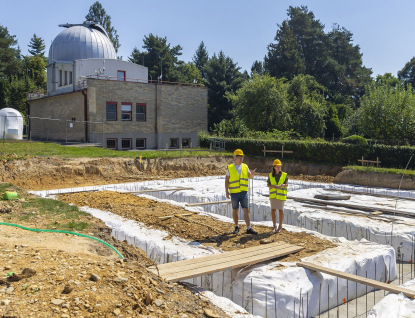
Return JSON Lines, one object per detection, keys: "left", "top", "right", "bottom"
{"left": 272, "top": 166, "right": 282, "bottom": 177}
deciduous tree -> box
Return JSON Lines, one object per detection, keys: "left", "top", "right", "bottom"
{"left": 230, "top": 74, "right": 290, "bottom": 132}
{"left": 356, "top": 82, "right": 415, "bottom": 140}
{"left": 287, "top": 74, "right": 327, "bottom": 138}
{"left": 398, "top": 57, "right": 415, "bottom": 88}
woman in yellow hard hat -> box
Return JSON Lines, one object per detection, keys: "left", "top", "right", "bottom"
{"left": 267, "top": 159, "right": 288, "bottom": 233}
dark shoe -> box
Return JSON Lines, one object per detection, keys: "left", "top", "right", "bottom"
{"left": 246, "top": 228, "right": 258, "bottom": 235}
{"left": 233, "top": 226, "right": 240, "bottom": 234}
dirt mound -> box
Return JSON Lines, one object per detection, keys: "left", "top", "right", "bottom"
{"left": 0, "top": 156, "right": 337, "bottom": 191}
{"left": 0, "top": 221, "right": 230, "bottom": 318}
{"left": 334, "top": 169, "right": 415, "bottom": 190}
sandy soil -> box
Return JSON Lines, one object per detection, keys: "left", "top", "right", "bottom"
{"left": 58, "top": 191, "right": 337, "bottom": 260}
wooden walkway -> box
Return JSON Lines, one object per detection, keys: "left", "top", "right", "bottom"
{"left": 152, "top": 241, "right": 303, "bottom": 282}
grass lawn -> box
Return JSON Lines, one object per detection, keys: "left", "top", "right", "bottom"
{"left": 0, "top": 183, "right": 90, "bottom": 232}
{"left": 345, "top": 165, "right": 415, "bottom": 176}
{"left": 0, "top": 140, "right": 231, "bottom": 159}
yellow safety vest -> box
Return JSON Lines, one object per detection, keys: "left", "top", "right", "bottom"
{"left": 228, "top": 163, "right": 249, "bottom": 193}
{"left": 269, "top": 172, "right": 287, "bottom": 201}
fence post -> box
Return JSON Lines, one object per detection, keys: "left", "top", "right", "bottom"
{"left": 102, "top": 121, "right": 104, "bottom": 148}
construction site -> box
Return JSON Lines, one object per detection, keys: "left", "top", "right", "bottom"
{"left": 1, "top": 155, "right": 415, "bottom": 317}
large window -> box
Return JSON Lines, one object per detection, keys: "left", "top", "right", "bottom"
{"left": 136, "top": 138, "right": 146, "bottom": 149}
{"left": 69, "top": 71, "right": 73, "bottom": 84}
{"left": 170, "top": 138, "right": 179, "bottom": 149}
{"left": 106, "top": 102, "right": 117, "bottom": 121}
{"left": 136, "top": 103, "right": 146, "bottom": 122}
{"left": 121, "top": 103, "right": 132, "bottom": 121}
{"left": 106, "top": 139, "right": 117, "bottom": 149}
{"left": 59, "top": 70, "right": 63, "bottom": 86}
{"left": 64, "top": 71, "right": 68, "bottom": 85}
{"left": 117, "top": 70, "right": 126, "bottom": 81}
{"left": 121, "top": 139, "right": 132, "bottom": 150}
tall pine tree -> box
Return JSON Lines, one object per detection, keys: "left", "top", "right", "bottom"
{"left": 192, "top": 41, "right": 209, "bottom": 80}
{"left": 128, "top": 34, "right": 184, "bottom": 83}
{"left": 204, "top": 51, "right": 246, "bottom": 129}
{"left": 85, "top": 1, "right": 120, "bottom": 53}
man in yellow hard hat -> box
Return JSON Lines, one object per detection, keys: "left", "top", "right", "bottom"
{"left": 225, "top": 149, "right": 258, "bottom": 234}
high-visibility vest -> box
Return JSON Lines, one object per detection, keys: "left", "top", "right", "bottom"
{"left": 269, "top": 172, "right": 287, "bottom": 201}
{"left": 228, "top": 163, "right": 249, "bottom": 193}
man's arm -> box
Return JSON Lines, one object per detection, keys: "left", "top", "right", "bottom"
{"left": 225, "top": 175, "right": 230, "bottom": 199}
{"left": 249, "top": 168, "right": 257, "bottom": 179}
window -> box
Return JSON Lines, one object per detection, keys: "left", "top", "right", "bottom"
{"left": 106, "top": 139, "right": 117, "bottom": 149}
{"left": 64, "top": 71, "right": 68, "bottom": 85}
{"left": 136, "top": 103, "right": 146, "bottom": 121}
{"left": 121, "top": 139, "right": 132, "bottom": 150}
{"left": 106, "top": 102, "right": 117, "bottom": 121}
{"left": 136, "top": 138, "right": 146, "bottom": 149}
{"left": 117, "top": 70, "right": 126, "bottom": 81}
{"left": 69, "top": 71, "right": 73, "bottom": 84}
{"left": 59, "top": 70, "right": 62, "bottom": 86}
{"left": 121, "top": 103, "right": 132, "bottom": 121}
{"left": 182, "top": 138, "right": 191, "bottom": 148}
{"left": 170, "top": 138, "right": 179, "bottom": 149}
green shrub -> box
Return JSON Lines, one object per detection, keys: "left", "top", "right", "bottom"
{"left": 198, "top": 133, "right": 415, "bottom": 169}
{"left": 341, "top": 135, "right": 368, "bottom": 146}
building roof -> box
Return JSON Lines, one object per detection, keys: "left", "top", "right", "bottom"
{"left": 48, "top": 22, "right": 116, "bottom": 64}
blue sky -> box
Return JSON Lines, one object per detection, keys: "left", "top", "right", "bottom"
{"left": 1, "top": 0, "right": 414, "bottom": 78}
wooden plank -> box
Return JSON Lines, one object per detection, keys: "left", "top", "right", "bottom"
{"left": 323, "top": 188, "right": 415, "bottom": 202}
{"left": 262, "top": 150, "right": 294, "bottom": 153}
{"left": 314, "top": 194, "right": 351, "bottom": 201}
{"left": 162, "top": 245, "right": 303, "bottom": 282}
{"left": 293, "top": 197, "right": 415, "bottom": 218}
{"left": 370, "top": 211, "right": 383, "bottom": 216}
{"left": 358, "top": 159, "right": 381, "bottom": 164}
{"left": 297, "top": 261, "right": 415, "bottom": 299}
{"left": 155, "top": 242, "right": 292, "bottom": 269}
{"left": 157, "top": 242, "right": 294, "bottom": 274}
{"left": 186, "top": 200, "right": 231, "bottom": 207}
{"left": 127, "top": 187, "right": 194, "bottom": 194}
{"left": 158, "top": 213, "right": 196, "bottom": 220}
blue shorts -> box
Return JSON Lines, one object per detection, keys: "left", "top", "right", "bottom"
{"left": 230, "top": 191, "right": 249, "bottom": 210}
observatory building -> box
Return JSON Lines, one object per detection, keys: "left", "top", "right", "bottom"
{"left": 28, "top": 22, "right": 207, "bottom": 150}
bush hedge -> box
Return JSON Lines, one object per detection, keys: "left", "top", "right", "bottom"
{"left": 199, "top": 134, "right": 415, "bottom": 169}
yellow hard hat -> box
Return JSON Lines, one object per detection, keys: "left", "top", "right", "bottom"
{"left": 273, "top": 159, "right": 282, "bottom": 166}
{"left": 233, "top": 149, "right": 244, "bottom": 156}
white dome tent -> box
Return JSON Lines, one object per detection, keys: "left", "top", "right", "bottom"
{"left": 0, "top": 108, "right": 24, "bottom": 140}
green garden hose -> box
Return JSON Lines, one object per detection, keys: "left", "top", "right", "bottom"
{"left": 0, "top": 222, "right": 123, "bottom": 259}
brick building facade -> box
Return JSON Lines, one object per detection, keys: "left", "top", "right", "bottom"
{"left": 28, "top": 78, "right": 208, "bottom": 150}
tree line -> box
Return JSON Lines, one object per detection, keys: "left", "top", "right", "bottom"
{"left": 1, "top": 2, "right": 415, "bottom": 143}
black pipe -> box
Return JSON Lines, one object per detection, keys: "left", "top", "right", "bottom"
{"left": 81, "top": 88, "right": 88, "bottom": 142}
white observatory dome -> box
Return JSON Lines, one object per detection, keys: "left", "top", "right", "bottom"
{"left": 48, "top": 23, "right": 116, "bottom": 64}
{"left": 0, "top": 108, "right": 23, "bottom": 140}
